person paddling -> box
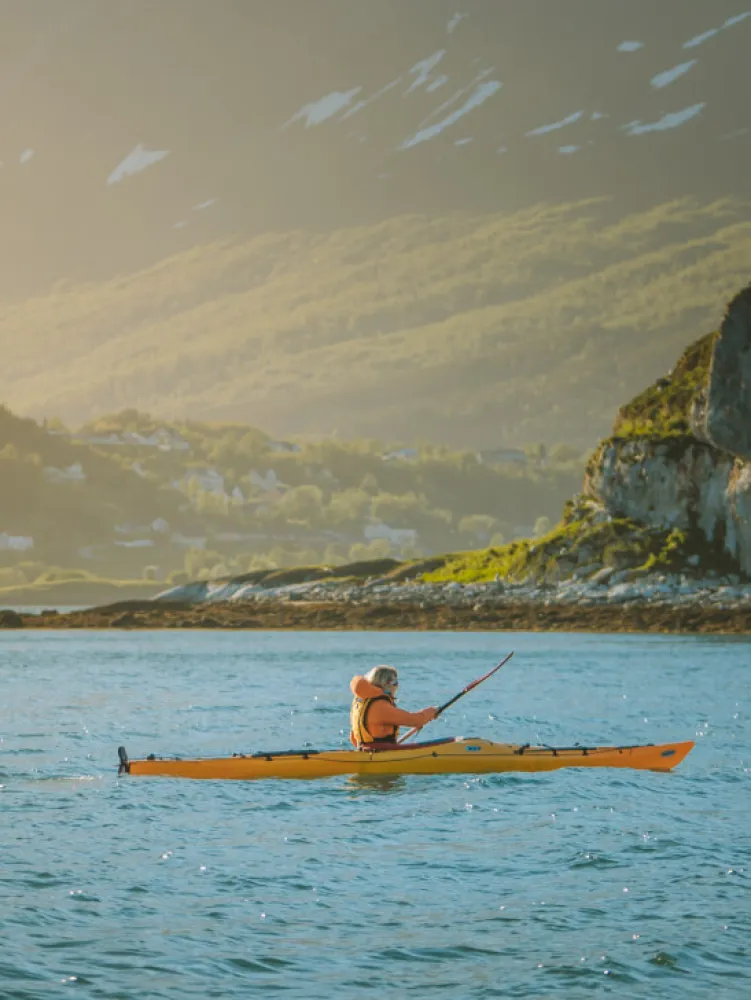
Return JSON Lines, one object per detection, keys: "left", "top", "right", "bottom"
{"left": 350, "top": 665, "right": 437, "bottom": 747}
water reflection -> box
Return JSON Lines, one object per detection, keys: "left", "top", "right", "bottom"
{"left": 346, "top": 773, "right": 408, "bottom": 796}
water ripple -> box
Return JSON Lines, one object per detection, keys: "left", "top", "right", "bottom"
{"left": 0, "top": 630, "right": 748, "bottom": 999}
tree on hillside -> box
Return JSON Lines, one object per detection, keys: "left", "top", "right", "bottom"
{"left": 277, "top": 485, "right": 324, "bottom": 526}
{"left": 326, "top": 488, "right": 371, "bottom": 526}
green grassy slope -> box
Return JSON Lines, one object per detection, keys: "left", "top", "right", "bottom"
{"left": 1, "top": 197, "right": 749, "bottom": 449}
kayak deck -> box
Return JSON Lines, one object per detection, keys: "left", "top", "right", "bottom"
{"left": 118, "top": 737, "right": 694, "bottom": 781}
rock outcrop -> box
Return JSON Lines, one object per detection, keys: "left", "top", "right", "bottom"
{"left": 691, "top": 285, "right": 751, "bottom": 460}
{"left": 138, "top": 284, "right": 751, "bottom": 611}
{"left": 586, "top": 284, "right": 751, "bottom": 574}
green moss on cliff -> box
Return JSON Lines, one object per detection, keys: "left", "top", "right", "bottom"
{"left": 423, "top": 512, "right": 665, "bottom": 584}
{"left": 422, "top": 511, "right": 740, "bottom": 585}
{"left": 612, "top": 331, "right": 716, "bottom": 438}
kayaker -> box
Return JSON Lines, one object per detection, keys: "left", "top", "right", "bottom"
{"left": 350, "top": 665, "right": 437, "bottom": 747}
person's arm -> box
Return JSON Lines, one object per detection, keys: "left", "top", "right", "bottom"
{"left": 368, "top": 700, "right": 437, "bottom": 728}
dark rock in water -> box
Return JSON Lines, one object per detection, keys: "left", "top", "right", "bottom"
{"left": 693, "top": 284, "right": 751, "bottom": 460}
{"left": 0, "top": 609, "right": 23, "bottom": 628}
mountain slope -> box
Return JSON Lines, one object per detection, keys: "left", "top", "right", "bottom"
{"left": 1, "top": 197, "right": 748, "bottom": 448}
{"left": 0, "top": 0, "right": 749, "bottom": 295}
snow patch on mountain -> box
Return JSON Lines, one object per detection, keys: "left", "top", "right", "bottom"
{"left": 340, "top": 79, "right": 401, "bottom": 121}
{"left": 617, "top": 41, "right": 644, "bottom": 52}
{"left": 193, "top": 198, "right": 217, "bottom": 211}
{"left": 651, "top": 60, "right": 698, "bottom": 89}
{"left": 418, "top": 68, "right": 495, "bottom": 129}
{"left": 107, "top": 143, "right": 169, "bottom": 185}
{"left": 526, "top": 110, "right": 584, "bottom": 137}
{"left": 283, "top": 88, "right": 362, "bottom": 129}
{"left": 721, "top": 127, "right": 750, "bottom": 140}
{"left": 624, "top": 102, "right": 706, "bottom": 135}
{"left": 20, "top": 149, "right": 34, "bottom": 164}
{"left": 446, "top": 13, "right": 467, "bottom": 34}
{"left": 684, "top": 27, "right": 720, "bottom": 48}
{"left": 724, "top": 11, "right": 751, "bottom": 27}
{"left": 399, "top": 80, "right": 502, "bottom": 150}
{"left": 406, "top": 51, "right": 446, "bottom": 94}
{"left": 427, "top": 74, "right": 449, "bottom": 93}
{"left": 684, "top": 11, "right": 750, "bottom": 49}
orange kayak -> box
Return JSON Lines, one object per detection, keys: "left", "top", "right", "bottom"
{"left": 118, "top": 737, "right": 694, "bottom": 781}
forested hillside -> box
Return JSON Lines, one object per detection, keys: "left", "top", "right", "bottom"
{"left": 2, "top": 198, "right": 748, "bottom": 448}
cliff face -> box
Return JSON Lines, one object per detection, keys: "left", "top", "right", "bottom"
{"left": 585, "top": 284, "right": 751, "bottom": 574}
{"left": 692, "top": 286, "right": 751, "bottom": 461}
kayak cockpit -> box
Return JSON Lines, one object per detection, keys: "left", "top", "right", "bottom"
{"left": 357, "top": 736, "right": 457, "bottom": 752}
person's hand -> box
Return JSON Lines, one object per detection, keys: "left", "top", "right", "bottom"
{"left": 419, "top": 706, "right": 438, "bottom": 723}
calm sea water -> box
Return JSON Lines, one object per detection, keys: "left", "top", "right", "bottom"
{"left": 1, "top": 630, "right": 749, "bottom": 999}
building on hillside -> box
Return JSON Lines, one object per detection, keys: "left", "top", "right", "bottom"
{"left": 114, "top": 539, "right": 154, "bottom": 549}
{"left": 173, "top": 468, "right": 225, "bottom": 495}
{"left": 364, "top": 523, "right": 418, "bottom": 546}
{"left": 115, "top": 523, "right": 152, "bottom": 535}
{"left": 43, "top": 462, "right": 86, "bottom": 483}
{"left": 85, "top": 428, "right": 190, "bottom": 451}
{"left": 269, "top": 440, "right": 301, "bottom": 454}
{"left": 170, "top": 532, "right": 207, "bottom": 549}
{"left": 0, "top": 532, "right": 33, "bottom": 551}
{"left": 81, "top": 432, "right": 124, "bottom": 445}
{"left": 247, "top": 469, "right": 281, "bottom": 492}
{"left": 381, "top": 447, "right": 419, "bottom": 462}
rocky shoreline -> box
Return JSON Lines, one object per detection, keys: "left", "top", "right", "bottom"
{"left": 2, "top": 573, "right": 751, "bottom": 632}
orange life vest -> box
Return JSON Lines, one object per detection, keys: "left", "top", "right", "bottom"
{"left": 350, "top": 693, "right": 399, "bottom": 746}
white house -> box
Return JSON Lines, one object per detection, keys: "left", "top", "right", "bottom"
{"left": 173, "top": 468, "right": 225, "bottom": 495}
{"left": 170, "top": 532, "right": 207, "bottom": 549}
{"left": 247, "top": 469, "right": 280, "bottom": 492}
{"left": 269, "top": 440, "right": 301, "bottom": 454}
{"left": 0, "top": 532, "right": 33, "bottom": 551}
{"left": 476, "top": 448, "right": 527, "bottom": 466}
{"left": 381, "top": 447, "right": 419, "bottom": 462}
{"left": 119, "top": 429, "right": 190, "bottom": 451}
{"left": 364, "top": 523, "right": 418, "bottom": 546}
{"left": 43, "top": 462, "right": 86, "bottom": 483}
{"left": 82, "top": 432, "right": 124, "bottom": 445}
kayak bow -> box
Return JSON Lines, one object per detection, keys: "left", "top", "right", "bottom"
{"left": 118, "top": 737, "right": 694, "bottom": 781}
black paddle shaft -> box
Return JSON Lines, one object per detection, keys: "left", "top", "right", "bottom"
{"left": 398, "top": 652, "right": 514, "bottom": 743}
{"left": 435, "top": 652, "right": 515, "bottom": 717}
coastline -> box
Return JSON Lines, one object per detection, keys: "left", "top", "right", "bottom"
{"left": 3, "top": 593, "right": 751, "bottom": 634}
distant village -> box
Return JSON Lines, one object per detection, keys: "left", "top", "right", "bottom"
{"left": 0, "top": 412, "right": 582, "bottom": 586}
